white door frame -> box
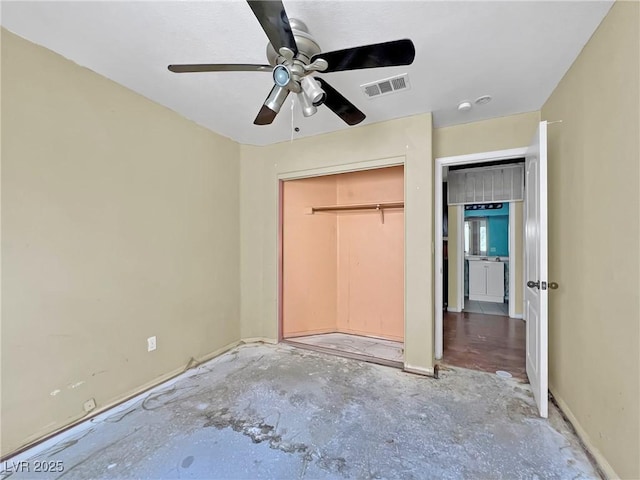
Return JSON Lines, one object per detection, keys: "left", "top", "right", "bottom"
{"left": 434, "top": 147, "right": 527, "bottom": 359}
{"left": 508, "top": 202, "right": 523, "bottom": 320}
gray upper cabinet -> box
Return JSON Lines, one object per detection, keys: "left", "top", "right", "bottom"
{"left": 448, "top": 164, "right": 524, "bottom": 205}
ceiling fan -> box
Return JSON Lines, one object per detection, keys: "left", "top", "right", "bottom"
{"left": 168, "top": 0, "right": 415, "bottom": 127}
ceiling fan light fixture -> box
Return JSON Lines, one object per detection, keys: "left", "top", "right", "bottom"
{"left": 264, "top": 85, "right": 289, "bottom": 114}
{"left": 297, "top": 92, "right": 317, "bottom": 117}
{"left": 273, "top": 65, "right": 291, "bottom": 87}
{"left": 301, "top": 76, "right": 326, "bottom": 106}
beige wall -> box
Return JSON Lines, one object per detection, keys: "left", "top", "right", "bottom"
{"left": 1, "top": 30, "right": 241, "bottom": 456}
{"left": 541, "top": 2, "right": 639, "bottom": 478}
{"left": 240, "top": 114, "right": 433, "bottom": 372}
{"left": 282, "top": 176, "right": 337, "bottom": 337}
{"left": 434, "top": 111, "right": 540, "bottom": 159}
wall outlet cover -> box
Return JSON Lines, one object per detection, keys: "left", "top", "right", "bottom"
{"left": 83, "top": 398, "right": 96, "bottom": 412}
{"left": 147, "top": 336, "right": 157, "bottom": 352}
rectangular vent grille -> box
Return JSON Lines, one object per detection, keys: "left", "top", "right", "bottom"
{"left": 378, "top": 80, "right": 393, "bottom": 94}
{"left": 361, "top": 74, "right": 411, "bottom": 99}
{"left": 391, "top": 76, "right": 406, "bottom": 90}
{"left": 364, "top": 84, "right": 380, "bottom": 97}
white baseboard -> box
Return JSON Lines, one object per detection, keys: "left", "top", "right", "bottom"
{"left": 447, "top": 307, "right": 462, "bottom": 313}
{"left": 550, "top": 386, "right": 618, "bottom": 479}
{"left": 510, "top": 314, "right": 524, "bottom": 319}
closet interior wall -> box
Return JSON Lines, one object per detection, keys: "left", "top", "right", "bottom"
{"left": 282, "top": 166, "right": 404, "bottom": 341}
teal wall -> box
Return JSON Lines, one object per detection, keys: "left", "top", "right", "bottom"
{"left": 487, "top": 216, "right": 509, "bottom": 256}
{"left": 465, "top": 203, "right": 510, "bottom": 256}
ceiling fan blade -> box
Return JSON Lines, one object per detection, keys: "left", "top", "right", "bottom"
{"left": 315, "top": 78, "right": 365, "bottom": 126}
{"left": 254, "top": 85, "right": 290, "bottom": 125}
{"left": 254, "top": 105, "right": 278, "bottom": 125}
{"left": 247, "top": 0, "right": 298, "bottom": 55}
{"left": 168, "top": 64, "right": 272, "bottom": 73}
{"left": 312, "top": 39, "right": 415, "bottom": 73}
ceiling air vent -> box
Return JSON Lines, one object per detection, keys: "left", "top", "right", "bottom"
{"left": 361, "top": 73, "right": 411, "bottom": 99}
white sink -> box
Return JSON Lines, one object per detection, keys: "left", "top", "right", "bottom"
{"left": 466, "top": 256, "right": 508, "bottom": 262}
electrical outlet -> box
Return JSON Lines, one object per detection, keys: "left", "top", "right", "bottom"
{"left": 83, "top": 398, "right": 96, "bottom": 412}
{"left": 147, "top": 336, "right": 157, "bottom": 352}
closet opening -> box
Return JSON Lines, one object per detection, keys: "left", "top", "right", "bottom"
{"left": 279, "top": 166, "right": 405, "bottom": 368}
{"left": 437, "top": 156, "right": 527, "bottom": 380}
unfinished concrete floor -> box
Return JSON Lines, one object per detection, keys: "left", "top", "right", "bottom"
{"left": 4, "top": 343, "right": 598, "bottom": 480}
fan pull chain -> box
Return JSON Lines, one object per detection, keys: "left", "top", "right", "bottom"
{"left": 290, "top": 96, "right": 295, "bottom": 143}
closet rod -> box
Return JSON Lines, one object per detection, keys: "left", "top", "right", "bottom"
{"left": 310, "top": 201, "right": 404, "bottom": 213}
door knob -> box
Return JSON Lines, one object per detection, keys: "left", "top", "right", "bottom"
{"left": 549, "top": 282, "right": 559, "bottom": 289}
{"left": 527, "top": 280, "right": 539, "bottom": 289}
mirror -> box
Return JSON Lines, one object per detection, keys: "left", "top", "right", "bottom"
{"left": 464, "top": 217, "right": 489, "bottom": 256}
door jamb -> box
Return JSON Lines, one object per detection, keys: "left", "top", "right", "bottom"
{"left": 508, "top": 202, "right": 520, "bottom": 319}
{"left": 456, "top": 206, "right": 464, "bottom": 312}
{"left": 434, "top": 147, "right": 527, "bottom": 359}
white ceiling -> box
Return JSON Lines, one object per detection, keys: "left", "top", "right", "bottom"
{"left": 1, "top": 1, "right": 612, "bottom": 146}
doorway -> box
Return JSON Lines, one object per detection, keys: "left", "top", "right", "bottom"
{"left": 436, "top": 122, "right": 549, "bottom": 417}
{"left": 435, "top": 150, "right": 528, "bottom": 380}
{"left": 463, "top": 202, "right": 511, "bottom": 316}
{"left": 280, "top": 166, "right": 405, "bottom": 367}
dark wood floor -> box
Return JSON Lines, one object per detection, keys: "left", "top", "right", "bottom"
{"left": 443, "top": 311, "right": 526, "bottom": 381}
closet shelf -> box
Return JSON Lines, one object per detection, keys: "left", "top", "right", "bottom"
{"left": 307, "top": 201, "right": 404, "bottom": 224}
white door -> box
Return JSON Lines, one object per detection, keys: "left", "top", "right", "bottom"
{"left": 525, "top": 121, "right": 549, "bottom": 418}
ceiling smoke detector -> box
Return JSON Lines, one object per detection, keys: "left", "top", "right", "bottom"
{"left": 457, "top": 101, "right": 472, "bottom": 112}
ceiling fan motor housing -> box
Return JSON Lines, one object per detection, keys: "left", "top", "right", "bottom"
{"left": 266, "top": 19, "right": 321, "bottom": 66}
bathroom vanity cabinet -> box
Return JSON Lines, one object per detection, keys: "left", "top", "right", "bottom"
{"left": 468, "top": 260, "right": 505, "bottom": 303}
